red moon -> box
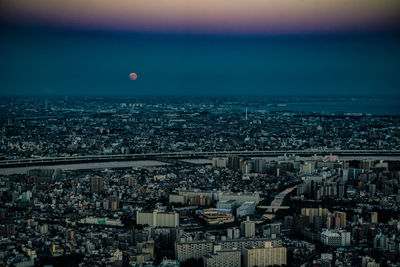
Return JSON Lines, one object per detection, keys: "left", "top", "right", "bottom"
{"left": 129, "top": 73, "right": 138, "bottom": 80}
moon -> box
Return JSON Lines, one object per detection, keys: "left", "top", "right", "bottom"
{"left": 129, "top": 72, "right": 138, "bottom": 80}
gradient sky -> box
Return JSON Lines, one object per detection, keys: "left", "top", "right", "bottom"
{"left": 0, "top": 0, "right": 399, "bottom": 95}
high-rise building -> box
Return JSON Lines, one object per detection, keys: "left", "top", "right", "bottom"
{"left": 333, "top": 211, "right": 347, "bottom": 229}
{"left": 228, "top": 156, "right": 241, "bottom": 171}
{"left": 301, "top": 207, "right": 328, "bottom": 224}
{"left": 254, "top": 159, "right": 265, "bottom": 173}
{"left": 227, "top": 228, "right": 240, "bottom": 240}
{"left": 90, "top": 176, "right": 104, "bottom": 194}
{"left": 104, "top": 196, "right": 119, "bottom": 211}
{"left": 241, "top": 217, "right": 256, "bottom": 238}
{"left": 243, "top": 241, "right": 287, "bottom": 267}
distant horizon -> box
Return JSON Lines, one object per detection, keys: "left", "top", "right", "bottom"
{"left": 1, "top": 94, "right": 400, "bottom": 98}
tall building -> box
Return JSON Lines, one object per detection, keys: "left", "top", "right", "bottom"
{"left": 227, "top": 228, "right": 240, "bottom": 240}
{"left": 301, "top": 207, "right": 328, "bottom": 224}
{"left": 104, "top": 196, "right": 119, "bottom": 211}
{"left": 333, "top": 211, "right": 347, "bottom": 229}
{"left": 243, "top": 241, "right": 287, "bottom": 267}
{"left": 90, "top": 176, "right": 104, "bottom": 194}
{"left": 254, "top": 159, "right": 265, "bottom": 173}
{"left": 241, "top": 217, "right": 256, "bottom": 238}
{"left": 228, "top": 156, "right": 241, "bottom": 171}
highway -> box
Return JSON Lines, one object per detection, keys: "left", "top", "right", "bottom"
{"left": 1, "top": 149, "right": 400, "bottom": 169}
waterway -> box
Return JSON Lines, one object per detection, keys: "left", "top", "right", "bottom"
{"left": 0, "top": 160, "right": 170, "bottom": 175}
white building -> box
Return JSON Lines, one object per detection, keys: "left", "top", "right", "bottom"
{"left": 136, "top": 211, "right": 179, "bottom": 227}
{"left": 241, "top": 217, "right": 256, "bottom": 238}
{"left": 243, "top": 241, "right": 287, "bottom": 267}
{"left": 321, "top": 229, "right": 350, "bottom": 247}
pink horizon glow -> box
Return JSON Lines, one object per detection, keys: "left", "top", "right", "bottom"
{"left": 2, "top": 0, "right": 400, "bottom": 34}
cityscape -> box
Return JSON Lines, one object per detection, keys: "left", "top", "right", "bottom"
{"left": 0, "top": 96, "right": 400, "bottom": 266}
{"left": 1, "top": 0, "right": 400, "bottom": 266}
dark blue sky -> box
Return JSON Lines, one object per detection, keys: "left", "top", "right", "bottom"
{"left": 1, "top": 26, "right": 399, "bottom": 96}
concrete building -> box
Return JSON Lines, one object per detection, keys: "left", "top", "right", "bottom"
{"left": 241, "top": 217, "right": 256, "bottom": 238}
{"left": 220, "top": 238, "right": 281, "bottom": 252}
{"left": 175, "top": 240, "right": 213, "bottom": 262}
{"left": 137, "top": 211, "right": 179, "bottom": 227}
{"left": 226, "top": 228, "right": 240, "bottom": 240}
{"left": 243, "top": 241, "right": 287, "bottom": 267}
{"left": 321, "top": 229, "right": 351, "bottom": 247}
{"left": 212, "top": 157, "right": 228, "bottom": 168}
{"left": 333, "top": 211, "right": 347, "bottom": 229}
{"left": 301, "top": 207, "right": 328, "bottom": 224}
{"left": 236, "top": 201, "right": 256, "bottom": 217}
{"left": 169, "top": 194, "right": 187, "bottom": 204}
{"left": 203, "top": 247, "right": 241, "bottom": 267}
{"left": 371, "top": 212, "right": 378, "bottom": 224}
{"left": 216, "top": 200, "right": 237, "bottom": 211}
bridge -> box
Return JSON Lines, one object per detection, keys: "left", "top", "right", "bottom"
{"left": 1, "top": 149, "right": 400, "bottom": 168}
{"left": 257, "top": 206, "right": 290, "bottom": 210}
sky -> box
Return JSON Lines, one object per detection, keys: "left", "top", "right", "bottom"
{"left": 0, "top": 0, "right": 400, "bottom": 96}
